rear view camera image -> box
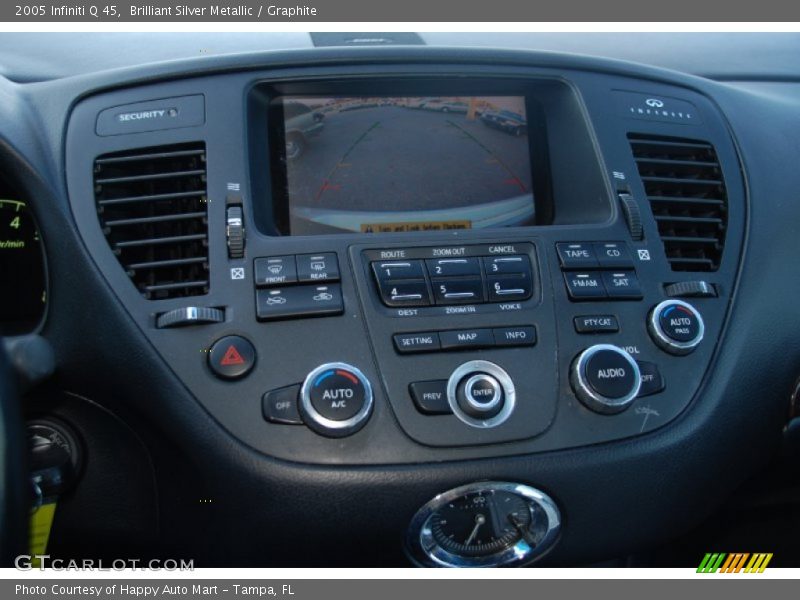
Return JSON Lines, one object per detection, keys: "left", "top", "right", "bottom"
{"left": 275, "top": 96, "right": 535, "bottom": 235}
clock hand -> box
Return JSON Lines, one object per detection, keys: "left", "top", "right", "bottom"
{"left": 464, "top": 513, "right": 486, "bottom": 546}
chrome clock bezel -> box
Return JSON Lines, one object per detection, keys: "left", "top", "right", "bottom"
{"left": 405, "top": 481, "right": 561, "bottom": 568}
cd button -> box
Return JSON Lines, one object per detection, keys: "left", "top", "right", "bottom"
{"left": 594, "top": 242, "right": 634, "bottom": 269}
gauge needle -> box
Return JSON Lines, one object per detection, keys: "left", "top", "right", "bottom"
{"left": 507, "top": 513, "right": 536, "bottom": 546}
{"left": 465, "top": 513, "right": 486, "bottom": 546}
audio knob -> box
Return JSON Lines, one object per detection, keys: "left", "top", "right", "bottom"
{"left": 299, "top": 363, "right": 373, "bottom": 437}
{"left": 447, "top": 360, "right": 515, "bottom": 428}
{"left": 570, "top": 344, "right": 641, "bottom": 414}
{"left": 648, "top": 299, "right": 704, "bottom": 355}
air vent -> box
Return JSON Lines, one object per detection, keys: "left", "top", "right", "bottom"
{"left": 629, "top": 134, "right": 728, "bottom": 272}
{"left": 94, "top": 143, "right": 209, "bottom": 299}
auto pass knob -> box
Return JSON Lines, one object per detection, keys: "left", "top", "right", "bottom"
{"left": 299, "top": 363, "right": 373, "bottom": 437}
{"left": 648, "top": 299, "right": 705, "bottom": 355}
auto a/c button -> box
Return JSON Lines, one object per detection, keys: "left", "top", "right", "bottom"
{"left": 309, "top": 368, "right": 366, "bottom": 421}
{"left": 300, "top": 363, "right": 374, "bottom": 438}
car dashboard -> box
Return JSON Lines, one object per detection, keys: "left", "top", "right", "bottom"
{"left": 1, "top": 33, "right": 800, "bottom": 568}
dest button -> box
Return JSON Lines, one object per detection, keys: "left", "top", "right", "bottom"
{"left": 208, "top": 335, "right": 256, "bottom": 380}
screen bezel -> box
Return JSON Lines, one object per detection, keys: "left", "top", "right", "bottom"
{"left": 249, "top": 77, "right": 555, "bottom": 236}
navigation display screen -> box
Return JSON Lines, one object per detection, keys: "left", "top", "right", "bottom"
{"left": 274, "top": 96, "right": 535, "bottom": 235}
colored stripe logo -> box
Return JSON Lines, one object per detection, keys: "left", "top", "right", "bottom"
{"left": 697, "top": 553, "right": 773, "bottom": 573}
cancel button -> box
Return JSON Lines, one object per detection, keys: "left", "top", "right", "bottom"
{"left": 585, "top": 350, "right": 637, "bottom": 399}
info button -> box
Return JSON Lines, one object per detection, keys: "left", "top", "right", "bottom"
{"left": 393, "top": 332, "right": 440, "bottom": 354}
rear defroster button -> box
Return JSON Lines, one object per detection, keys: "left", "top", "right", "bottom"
{"left": 299, "top": 363, "right": 373, "bottom": 437}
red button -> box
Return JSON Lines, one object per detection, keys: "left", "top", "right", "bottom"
{"left": 208, "top": 335, "right": 256, "bottom": 380}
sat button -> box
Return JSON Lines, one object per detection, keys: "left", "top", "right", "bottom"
{"left": 208, "top": 335, "right": 256, "bottom": 380}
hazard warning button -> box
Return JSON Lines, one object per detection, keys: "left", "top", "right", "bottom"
{"left": 208, "top": 335, "right": 256, "bottom": 380}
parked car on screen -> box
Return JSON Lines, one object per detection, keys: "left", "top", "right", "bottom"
{"left": 284, "top": 101, "right": 324, "bottom": 160}
{"left": 480, "top": 109, "right": 528, "bottom": 136}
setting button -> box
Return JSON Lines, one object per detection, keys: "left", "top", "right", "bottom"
{"left": 297, "top": 253, "right": 340, "bottom": 282}
{"left": 254, "top": 256, "right": 297, "bottom": 286}
{"left": 300, "top": 363, "right": 374, "bottom": 437}
{"left": 648, "top": 300, "right": 704, "bottom": 355}
{"left": 557, "top": 242, "right": 599, "bottom": 269}
{"left": 393, "top": 332, "right": 440, "bottom": 354}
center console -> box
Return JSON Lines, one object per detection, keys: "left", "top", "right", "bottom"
{"left": 64, "top": 61, "right": 744, "bottom": 467}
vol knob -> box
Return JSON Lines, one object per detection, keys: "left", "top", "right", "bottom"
{"left": 570, "top": 344, "right": 641, "bottom": 414}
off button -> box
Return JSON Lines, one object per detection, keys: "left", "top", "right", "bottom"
{"left": 300, "top": 363, "right": 374, "bottom": 437}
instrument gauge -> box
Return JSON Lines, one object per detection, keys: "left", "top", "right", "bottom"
{"left": 406, "top": 482, "right": 561, "bottom": 568}
{"left": 0, "top": 198, "right": 46, "bottom": 335}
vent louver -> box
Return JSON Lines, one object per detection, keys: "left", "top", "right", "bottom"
{"left": 629, "top": 134, "right": 728, "bottom": 272}
{"left": 94, "top": 143, "right": 209, "bottom": 299}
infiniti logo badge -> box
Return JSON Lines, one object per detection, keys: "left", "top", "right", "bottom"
{"left": 645, "top": 98, "right": 665, "bottom": 108}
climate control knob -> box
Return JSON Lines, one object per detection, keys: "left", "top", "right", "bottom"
{"left": 299, "top": 363, "right": 373, "bottom": 438}
{"left": 648, "top": 299, "right": 705, "bottom": 355}
{"left": 570, "top": 344, "right": 641, "bottom": 414}
{"left": 447, "top": 360, "right": 515, "bottom": 428}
